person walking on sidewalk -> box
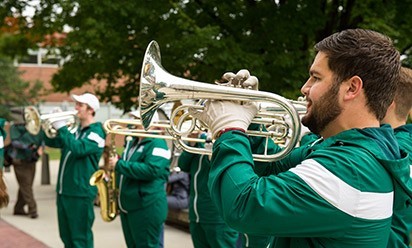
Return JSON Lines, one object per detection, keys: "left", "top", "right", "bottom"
{"left": 43, "top": 93, "right": 106, "bottom": 248}
{"left": 10, "top": 122, "right": 43, "bottom": 218}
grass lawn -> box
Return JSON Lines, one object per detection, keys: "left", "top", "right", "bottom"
{"left": 44, "top": 147, "right": 61, "bottom": 160}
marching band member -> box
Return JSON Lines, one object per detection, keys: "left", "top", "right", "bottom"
{"left": 108, "top": 111, "right": 171, "bottom": 248}
{"left": 43, "top": 93, "right": 106, "bottom": 248}
{"left": 381, "top": 66, "right": 412, "bottom": 246}
{"left": 178, "top": 132, "right": 239, "bottom": 248}
{"left": 190, "top": 29, "right": 411, "bottom": 247}
{"left": 10, "top": 122, "right": 43, "bottom": 218}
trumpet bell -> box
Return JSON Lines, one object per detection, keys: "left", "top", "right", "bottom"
{"left": 139, "top": 40, "right": 302, "bottom": 162}
{"left": 24, "top": 106, "right": 42, "bottom": 136}
{"left": 24, "top": 106, "right": 79, "bottom": 138}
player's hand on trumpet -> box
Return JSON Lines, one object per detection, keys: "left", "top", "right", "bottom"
{"left": 50, "top": 107, "right": 66, "bottom": 130}
{"left": 189, "top": 100, "right": 258, "bottom": 140}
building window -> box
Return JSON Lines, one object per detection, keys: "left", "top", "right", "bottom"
{"left": 17, "top": 48, "right": 63, "bottom": 67}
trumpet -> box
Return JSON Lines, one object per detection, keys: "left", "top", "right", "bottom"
{"left": 24, "top": 106, "right": 79, "bottom": 138}
{"left": 103, "top": 118, "right": 212, "bottom": 156}
{"left": 138, "top": 41, "right": 303, "bottom": 162}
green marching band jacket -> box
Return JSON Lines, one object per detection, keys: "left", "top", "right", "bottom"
{"left": 115, "top": 136, "right": 170, "bottom": 212}
{"left": 390, "top": 124, "right": 412, "bottom": 246}
{"left": 208, "top": 124, "right": 412, "bottom": 248}
{"left": 178, "top": 143, "right": 227, "bottom": 224}
{"left": 9, "top": 124, "right": 43, "bottom": 162}
{"left": 44, "top": 123, "right": 106, "bottom": 198}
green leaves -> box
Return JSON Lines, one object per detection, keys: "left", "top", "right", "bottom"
{"left": 1, "top": 0, "right": 411, "bottom": 113}
{"left": 0, "top": 56, "right": 42, "bottom": 120}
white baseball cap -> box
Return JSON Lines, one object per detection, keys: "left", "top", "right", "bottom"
{"left": 129, "top": 110, "right": 140, "bottom": 119}
{"left": 71, "top": 93, "right": 100, "bottom": 111}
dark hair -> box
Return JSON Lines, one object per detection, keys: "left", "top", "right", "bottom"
{"left": 315, "top": 29, "right": 400, "bottom": 120}
{"left": 394, "top": 67, "right": 412, "bottom": 120}
{"left": 86, "top": 105, "right": 96, "bottom": 117}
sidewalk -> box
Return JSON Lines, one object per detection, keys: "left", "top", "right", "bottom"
{"left": 0, "top": 159, "right": 193, "bottom": 248}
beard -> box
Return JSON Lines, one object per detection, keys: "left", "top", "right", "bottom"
{"left": 301, "top": 83, "right": 342, "bottom": 135}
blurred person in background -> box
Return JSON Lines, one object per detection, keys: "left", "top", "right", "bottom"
{"left": 167, "top": 167, "right": 189, "bottom": 210}
{"left": 9, "top": 121, "right": 43, "bottom": 218}
{"left": 381, "top": 66, "right": 412, "bottom": 246}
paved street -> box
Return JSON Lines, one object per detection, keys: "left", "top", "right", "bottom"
{"left": 0, "top": 159, "right": 193, "bottom": 248}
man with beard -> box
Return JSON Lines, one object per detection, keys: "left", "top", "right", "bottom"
{"left": 189, "top": 29, "right": 411, "bottom": 247}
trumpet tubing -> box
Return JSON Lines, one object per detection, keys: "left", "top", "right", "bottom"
{"left": 138, "top": 41, "right": 303, "bottom": 162}
{"left": 103, "top": 118, "right": 206, "bottom": 144}
{"left": 24, "top": 106, "right": 78, "bottom": 138}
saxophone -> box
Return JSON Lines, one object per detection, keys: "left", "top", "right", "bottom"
{"left": 90, "top": 134, "right": 118, "bottom": 222}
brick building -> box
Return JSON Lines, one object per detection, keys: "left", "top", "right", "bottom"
{"left": 16, "top": 61, "right": 125, "bottom": 147}
{"left": 18, "top": 63, "right": 124, "bottom": 122}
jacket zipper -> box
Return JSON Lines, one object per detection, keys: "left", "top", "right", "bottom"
{"left": 59, "top": 151, "right": 71, "bottom": 194}
{"left": 194, "top": 155, "right": 203, "bottom": 223}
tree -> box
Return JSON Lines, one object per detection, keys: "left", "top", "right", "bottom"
{"left": 1, "top": 0, "right": 411, "bottom": 112}
{"left": 0, "top": 17, "right": 43, "bottom": 120}
{"left": 0, "top": 56, "right": 42, "bottom": 120}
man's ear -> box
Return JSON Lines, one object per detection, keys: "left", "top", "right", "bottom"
{"left": 343, "top": 75, "right": 363, "bottom": 100}
{"left": 87, "top": 107, "right": 95, "bottom": 115}
{"left": 388, "top": 101, "right": 396, "bottom": 111}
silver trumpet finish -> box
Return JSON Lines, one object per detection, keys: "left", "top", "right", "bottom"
{"left": 103, "top": 118, "right": 211, "bottom": 156}
{"left": 139, "top": 40, "right": 303, "bottom": 162}
{"left": 24, "top": 106, "right": 79, "bottom": 138}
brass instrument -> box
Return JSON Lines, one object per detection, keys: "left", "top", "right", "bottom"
{"left": 139, "top": 41, "right": 303, "bottom": 162}
{"left": 104, "top": 117, "right": 213, "bottom": 160}
{"left": 24, "top": 106, "right": 79, "bottom": 138}
{"left": 89, "top": 133, "right": 118, "bottom": 222}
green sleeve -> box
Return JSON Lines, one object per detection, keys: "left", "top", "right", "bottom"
{"left": 178, "top": 150, "right": 196, "bottom": 172}
{"left": 0, "top": 118, "right": 5, "bottom": 129}
{"left": 42, "top": 129, "right": 64, "bottom": 148}
{"left": 247, "top": 123, "right": 284, "bottom": 176}
{"left": 57, "top": 127, "right": 105, "bottom": 158}
{"left": 208, "top": 131, "right": 356, "bottom": 236}
{"left": 250, "top": 127, "right": 320, "bottom": 176}
{"left": 117, "top": 139, "right": 170, "bottom": 181}
{"left": 0, "top": 119, "right": 6, "bottom": 139}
